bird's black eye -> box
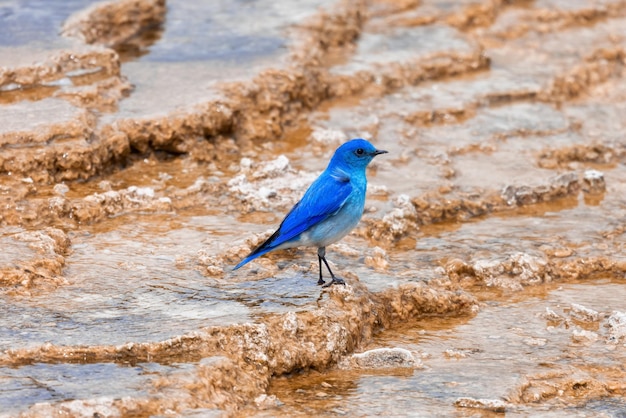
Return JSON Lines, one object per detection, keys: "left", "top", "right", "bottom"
{"left": 355, "top": 148, "right": 365, "bottom": 156}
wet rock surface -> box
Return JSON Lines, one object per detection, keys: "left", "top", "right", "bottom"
{"left": 0, "top": 228, "right": 70, "bottom": 295}
{"left": 1, "top": 0, "right": 626, "bottom": 416}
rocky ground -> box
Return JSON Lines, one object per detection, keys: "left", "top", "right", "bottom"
{"left": 1, "top": 0, "right": 625, "bottom": 416}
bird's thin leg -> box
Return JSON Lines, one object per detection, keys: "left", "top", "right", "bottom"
{"left": 317, "top": 247, "right": 345, "bottom": 288}
{"left": 317, "top": 254, "right": 325, "bottom": 286}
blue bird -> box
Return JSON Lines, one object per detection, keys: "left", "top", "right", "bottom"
{"left": 234, "top": 138, "right": 387, "bottom": 287}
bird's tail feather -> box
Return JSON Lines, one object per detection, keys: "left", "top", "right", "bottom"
{"left": 232, "top": 233, "right": 279, "bottom": 270}
{"left": 233, "top": 247, "right": 272, "bottom": 270}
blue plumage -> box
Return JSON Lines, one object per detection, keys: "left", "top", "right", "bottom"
{"left": 234, "top": 138, "right": 387, "bottom": 286}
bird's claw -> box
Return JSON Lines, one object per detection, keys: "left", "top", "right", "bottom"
{"left": 317, "top": 278, "right": 326, "bottom": 286}
{"left": 322, "top": 276, "right": 346, "bottom": 288}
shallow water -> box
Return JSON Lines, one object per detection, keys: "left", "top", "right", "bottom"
{"left": 1, "top": 0, "right": 626, "bottom": 416}
{"left": 266, "top": 280, "right": 626, "bottom": 416}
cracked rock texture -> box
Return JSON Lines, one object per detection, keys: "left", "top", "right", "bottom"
{"left": 2, "top": 0, "right": 626, "bottom": 416}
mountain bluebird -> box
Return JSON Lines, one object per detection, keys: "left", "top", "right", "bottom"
{"left": 234, "top": 138, "right": 387, "bottom": 287}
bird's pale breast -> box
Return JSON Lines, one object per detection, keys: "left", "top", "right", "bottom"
{"left": 297, "top": 182, "right": 366, "bottom": 248}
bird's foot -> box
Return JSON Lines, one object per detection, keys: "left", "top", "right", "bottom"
{"left": 317, "top": 278, "right": 326, "bottom": 286}
{"left": 322, "top": 276, "right": 346, "bottom": 288}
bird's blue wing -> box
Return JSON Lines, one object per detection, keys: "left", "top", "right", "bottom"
{"left": 273, "top": 172, "right": 352, "bottom": 247}
{"left": 233, "top": 171, "right": 352, "bottom": 270}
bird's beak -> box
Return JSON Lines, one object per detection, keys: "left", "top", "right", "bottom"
{"left": 373, "top": 149, "right": 388, "bottom": 156}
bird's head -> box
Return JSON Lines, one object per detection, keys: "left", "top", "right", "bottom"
{"left": 329, "top": 138, "right": 388, "bottom": 170}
